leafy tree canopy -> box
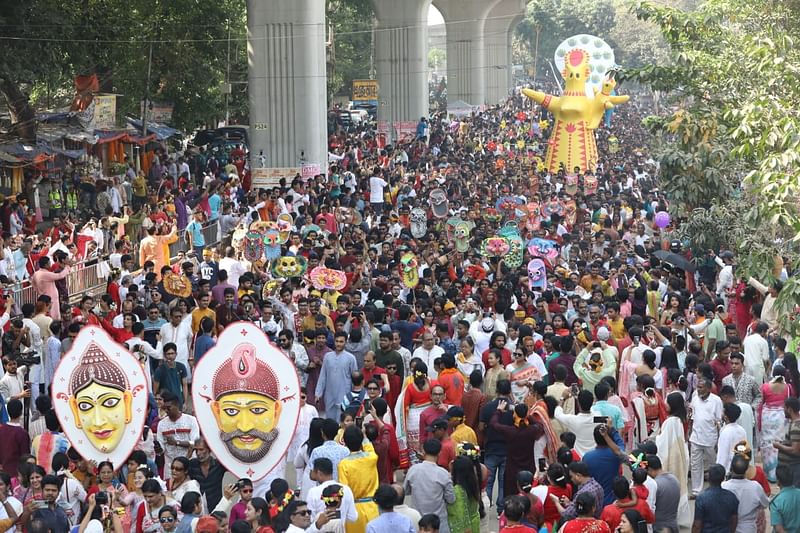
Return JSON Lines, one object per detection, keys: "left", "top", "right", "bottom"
{"left": 0, "top": 0, "right": 247, "bottom": 137}
{"left": 625, "top": 0, "right": 800, "bottom": 335}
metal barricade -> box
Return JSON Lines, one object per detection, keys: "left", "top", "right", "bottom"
{"left": 201, "top": 222, "right": 220, "bottom": 248}
{"left": 67, "top": 261, "right": 104, "bottom": 298}
{"left": 168, "top": 222, "right": 220, "bottom": 262}
{"left": 169, "top": 230, "right": 188, "bottom": 260}
{"left": 19, "top": 221, "right": 225, "bottom": 309}
{"left": 14, "top": 282, "right": 37, "bottom": 308}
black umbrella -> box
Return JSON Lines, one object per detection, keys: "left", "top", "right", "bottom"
{"left": 653, "top": 250, "right": 696, "bottom": 273}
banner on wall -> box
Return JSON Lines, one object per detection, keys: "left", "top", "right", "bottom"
{"left": 301, "top": 163, "right": 321, "bottom": 180}
{"left": 140, "top": 100, "right": 174, "bottom": 124}
{"left": 395, "top": 121, "right": 417, "bottom": 143}
{"left": 251, "top": 167, "right": 300, "bottom": 189}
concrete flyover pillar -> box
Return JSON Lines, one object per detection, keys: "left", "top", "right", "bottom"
{"left": 484, "top": 0, "right": 525, "bottom": 104}
{"left": 372, "top": 0, "right": 432, "bottom": 128}
{"left": 247, "top": 0, "right": 328, "bottom": 171}
{"left": 436, "top": 0, "right": 502, "bottom": 106}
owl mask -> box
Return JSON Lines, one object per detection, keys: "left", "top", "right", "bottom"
{"left": 244, "top": 231, "right": 265, "bottom": 262}
{"left": 429, "top": 188, "right": 449, "bottom": 219}
{"left": 499, "top": 223, "right": 524, "bottom": 269}
{"left": 263, "top": 229, "right": 282, "bottom": 261}
{"left": 453, "top": 221, "right": 473, "bottom": 253}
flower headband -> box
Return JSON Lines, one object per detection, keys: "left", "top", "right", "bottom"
{"left": 321, "top": 487, "right": 344, "bottom": 505}
{"left": 414, "top": 370, "right": 426, "bottom": 378}
{"left": 271, "top": 489, "right": 295, "bottom": 516}
{"left": 456, "top": 443, "right": 480, "bottom": 458}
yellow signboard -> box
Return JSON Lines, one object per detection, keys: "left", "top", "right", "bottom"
{"left": 352, "top": 80, "right": 378, "bottom": 101}
{"left": 93, "top": 94, "right": 117, "bottom": 129}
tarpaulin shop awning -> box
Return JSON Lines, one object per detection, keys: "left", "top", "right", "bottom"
{"left": 126, "top": 117, "right": 181, "bottom": 141}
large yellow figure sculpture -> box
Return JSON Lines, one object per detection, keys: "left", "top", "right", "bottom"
{"left": 522, "top": 48, "right": 629, "bottom": 173}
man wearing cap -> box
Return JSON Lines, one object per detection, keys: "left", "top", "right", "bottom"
{"left": 428, "top": 418, "right": 455, "bottom": 468}
{"left": 446, "top": 406, "right": 477, "bottom": 445}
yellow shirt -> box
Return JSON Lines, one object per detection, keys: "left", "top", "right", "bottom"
{"left": 191, "top": 308, "right": 216, "bottom": 334}
{"left": 450, "top": 423, "right": 478, "bottom": 445}
{"left": 608, "top": 317, "right": 626, "bottom": 341}
{"left": 338, "top": 450, "right": 379, "bottom": 533}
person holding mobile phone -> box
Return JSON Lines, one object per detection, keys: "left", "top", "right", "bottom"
{"left": 488, "top": 400, "right": 545, "bottom": 500}
{"left": 306, "top": 458, "right": 357, "bottom": 529}
{"left": 311, "top": 483, "right": 347, "bottom": 533}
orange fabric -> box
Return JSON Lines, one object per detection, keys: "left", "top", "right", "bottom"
{"left": 142, "top": 151, "right": 154, "bottom": 175}
{"left": 71, "top": 74, "right": 99, "bottom": 111}
{"left": 438, "top": 368, "right": 464, "bottom": 405}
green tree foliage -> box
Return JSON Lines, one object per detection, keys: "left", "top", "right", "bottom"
{"left": 516, "top": 0, "right": 617, "bottom": 78}
{"left": 428, "top": 48, "right": 446, "bottom": 71}
{"left": 327, "top": 0, "right": 374, "bottom": 99}
{"left": 0, "top": 0, "right": 79, "bottom": 140}
{"left": 0, "top": 0, "right": 247, "bottom": 136}
{"left": 626, "top": 0, "right": 800, "bottom": 334}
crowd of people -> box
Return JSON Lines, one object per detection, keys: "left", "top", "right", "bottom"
{"left": 0, "top": 87, "right": 798, "bottom": 533}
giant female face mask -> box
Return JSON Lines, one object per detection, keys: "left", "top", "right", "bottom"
{"left": 528, "top": 258, "right": 547, "bottom": 291}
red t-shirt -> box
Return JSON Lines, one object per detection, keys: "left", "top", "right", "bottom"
{"left": 482, "top": 347, "right": 513, "bottom": 368}
{"left": 499, "top": 526, "right": 536, "bottom": 533}
{"left": 362, "top": 366, "right": 387, "bottom": 385}
{"left": 436, "top": 437, "right": 456, "bottom": 469}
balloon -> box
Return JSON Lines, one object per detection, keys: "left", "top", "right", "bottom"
{"left": 655, "top": 211, "right": 671, "bottom": 228}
